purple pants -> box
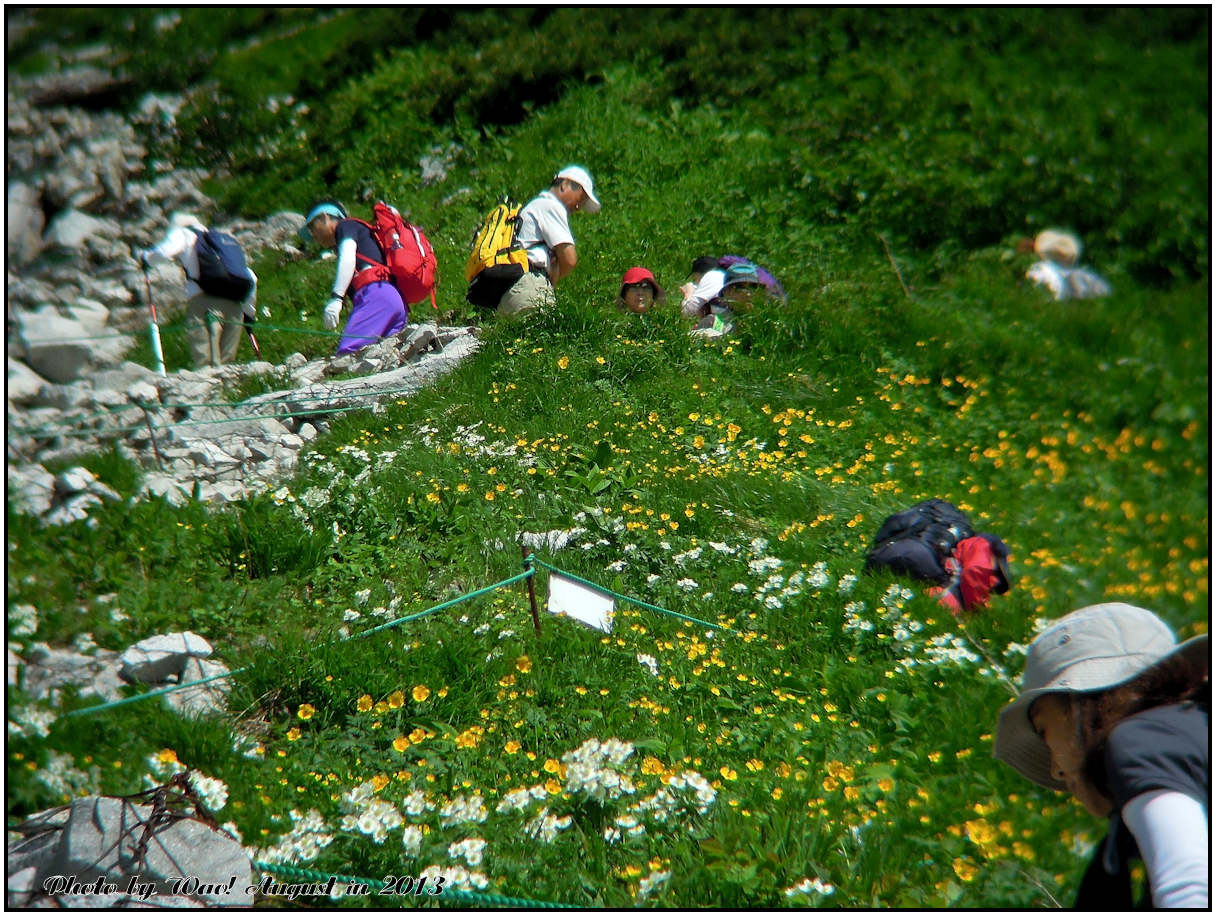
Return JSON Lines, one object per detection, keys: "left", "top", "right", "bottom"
{"left": 337, "top": 281, "right": 408, "bottom": 355}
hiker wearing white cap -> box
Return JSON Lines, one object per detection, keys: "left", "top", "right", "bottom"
{"left": 139, "top": 212, "right": 258, "bottom": 367}
{"left": 1022, "top": 228, "right": 1112, "bottom": 301}
{"left": 993, "top": 603, "right": 1209, "bottom": 908}
{"left": 496, "top": 165, "right": 601, "bottom": 316}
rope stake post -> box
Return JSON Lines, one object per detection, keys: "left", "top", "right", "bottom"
{"left": 521, "top": 547, "right": 542, "bottom": 634}
{"left": 142, "top": 265, "right": 167, "bottom": 377}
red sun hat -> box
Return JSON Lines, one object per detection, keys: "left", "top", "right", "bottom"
{"left": 621, "top": 266, "right": 656, "bottom": 287}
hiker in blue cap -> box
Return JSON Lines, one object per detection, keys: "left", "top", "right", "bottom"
{"left": 692, "top": 262, "right": 762, "bottom": 336}
{"left": 299, "top": 200, "right": 407, "bottom": 355}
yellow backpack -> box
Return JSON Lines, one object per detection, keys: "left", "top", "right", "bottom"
{"left": 465, "top": 199, "right": 530, "bottom": 309}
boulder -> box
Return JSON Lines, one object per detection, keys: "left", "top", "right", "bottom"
{"left": 7, "top": 181, "right": 45, "bottom": 266}
{"left": 7, "top": 360, "right": 48, "bottom": 406}
{"left": 164, "top": 657, "right": 231, "bottom": 716}
{"left": 18, "top": 796, "right": 252, "bottom": 907}
{"left": 118, "top": 631, "right": 212, "bottom": 684}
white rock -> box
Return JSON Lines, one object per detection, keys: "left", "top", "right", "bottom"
{"left": 118, "top": 631, "right": 212, "bottom": 684}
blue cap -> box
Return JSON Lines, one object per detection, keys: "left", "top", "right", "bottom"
{"left": 722, "top": 263, "right": 761, "bottom": 288}
{"left": 298, "top": 203, "right": 346, "bottom": 241}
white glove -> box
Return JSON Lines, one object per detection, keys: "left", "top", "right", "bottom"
{"left": 322, "top": 298, "right": 342, "bottom": 330}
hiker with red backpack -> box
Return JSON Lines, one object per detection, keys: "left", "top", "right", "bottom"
{"left": 139, "top": 212, "right": 259, "bottom": 367}
{"left": 300, "top": 199, "right": 430, "bottom": 356}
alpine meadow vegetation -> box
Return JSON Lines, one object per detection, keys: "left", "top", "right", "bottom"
{"left": 6, "top": 8, "right": 1208, "bottom": 909}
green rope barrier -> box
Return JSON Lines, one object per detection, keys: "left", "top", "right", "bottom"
{"left": 62, "top": 569, "right": 534, "bottom": 719}
{"left": 254, "top": 861, "right": 579, "bottom": 909}
{"left": 529, "top": 555, "right": 734, "bottom": 633}
{"left": 62, "top": 666, "right": 249, "bottom": 719}
{"left": 343, "top": 569, "right": 534, "bottom": 642}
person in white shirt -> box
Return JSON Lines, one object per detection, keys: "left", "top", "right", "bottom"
{"left": 680, "top": 256, "right": 726, "bottom": 321}
{"left": 139, "top": 212, "right": 258, "bottom": 366}
{"left": 1024, "top": 229, "right": 1111, "bottom": 301}
{"left": 994, "top": 603, "right": 1208, "bottom": 909}
{"left": 497, "top": 165, "right": 601, "bottom": 316}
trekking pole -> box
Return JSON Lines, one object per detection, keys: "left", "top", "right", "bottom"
{"left": 243, "top": 314, "right": 261, "bottom": 360}
{"left": 141, "top": 262, "right": 168, "bottom": 377}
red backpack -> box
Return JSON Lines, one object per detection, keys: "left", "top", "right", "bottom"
{"left": 352, "top": 201, "right": 438, "bottom": 309}
{"left": 929, "top": 535, "right": 1012, "bottom": 615}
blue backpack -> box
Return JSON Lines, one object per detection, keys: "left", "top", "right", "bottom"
{"left": 190, "top": 227, "right": 254, "bottom": 301}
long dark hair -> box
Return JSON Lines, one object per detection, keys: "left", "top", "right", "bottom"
{"left": 1076, "top": 652, "right": 1209, "bottom": 796}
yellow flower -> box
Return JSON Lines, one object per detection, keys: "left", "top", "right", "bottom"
{"left": 387, "top": 690, "right": 405, "bottom": 709}
{"left": 952, "top": 858, "right": 978, "bottom": 882}
{"left": 823, "top": 776, "right": 840, "bottom": 792}
{"left": 286, "top": 728, "right": 301, "bottom": 742}
{"left": 843, "top": 785, "right": 860, "bottom": 801}
{"left": 504, "top": 740, "right": 522, "bottom": 755}
{"left": 357, "top": 694, "right": 373, "bottom": 712}
{"left": 719, "top": 766, "right": 738, "bottom": 781}
{"left": 557, "top": 356, "right": 570, "bottom": 370}
{"left": 878, "top": 778, "right": 895, "bottom": 793}
{"left": 371, "top": 774, "right": 389, "bottom": 792}
{"left": 393, "top": 736, "right": 410, "bottom": 752}
{"left": 438, "top": 687, "right": 449, "bottom": 698}
{"left": 297, "top": 704, "right": 315, "bottom": 721}
{"left": 409, "top": 727, "right": 428, "bottom": 743}
{"left": 771, "top": 787, "right": 783, "bottom": 800}
{"left": 745, "top": 759, "right": 764, "bottom": 772}
{"left": 640, "top": 756, "right": 666, "bottom": 776}
{"left": 544, "top": 778, "right": 562, "bottom": 794}
{"left": 156, "top": 749, "right": 179, "bottom": 765}
{"left": 516, "top": 655, "right": 533, "bottom": 674}
{"left": 426, "top": 491, "right": 441, "bottom": 503}
{"left": 412, "top": 685, "right": 431, "bottom": 703}
{"left": 485, "top": 491, "right": 495, "bottom": 501}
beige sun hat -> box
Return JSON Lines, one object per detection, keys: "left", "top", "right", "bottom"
{"left": 1033, "top": 229, "right": 1081, "bottom": 267}
{"left": 993, "top": 602, "right": 1208, "bottom": 790}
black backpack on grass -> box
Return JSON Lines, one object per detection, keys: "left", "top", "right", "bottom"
{"left": 864, "top": 498, "right": 974, "bottom": 584}
{"left": 189, "top": 227, "right": 254, "bottom": 302}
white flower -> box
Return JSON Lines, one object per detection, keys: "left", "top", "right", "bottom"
{"left": 402, "top": 790, "right": 433, "bottom": 817}
{"left": 807, "top": 562, "right": 830, "bottom": 590}
{"left": 676, "top": 578, "right": 698, "bottom": 592}
{"left": 605, "top": 559, "right": 626, "bottom": 573}
{"left": 749, "top": 537, "right": 770, "bottom": 556}
{"left": 837, "top": 574, "right": 858, "bottom": 594}
{"left": 401, "top": 824, "right": 426, "bottom": 857}
{"left": 188, "top": 772, "right": 229, "bottom": 812}
{"left": 731, "top": 582, "right": 749, "bottom": 594}
{"left": 448, "top": 837, "right": 487, "bottom": 866}
{"left": 637, "top": 869, "right": 671, "bottom": 899}
{"left": 784, "top": 876, "right": 835, "bottom": 897}
{"left": 8, "top": 604, "right": 37, "bottom": 638}
{"left": 355, "top": 588, "right": 371, "bottom": 606}
{"left": 523, "top": 807, "right": 573, "bottom": 844}
{"left": 636, "top": 654, "right": 659, "bottom": 677}
{"left": 646, "top": 574, "right": 662, "bottom": 586}
{"left": 440, "top": 794, "right": 488, "bottom": 826}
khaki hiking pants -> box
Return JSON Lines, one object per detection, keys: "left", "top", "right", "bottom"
{"left": 186, "top": 292, "right": 245, "bottom": 367}
{"left": 498, "top": 271, "right": 554, "bottom": 316}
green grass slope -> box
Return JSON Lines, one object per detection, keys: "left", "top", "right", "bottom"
{"left": 6, "top": 8, "right": 1209, "bottom": 908}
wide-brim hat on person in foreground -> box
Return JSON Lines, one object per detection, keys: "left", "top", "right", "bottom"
{"left": 555, "top": 165, "right": 601, "bottom": 214}
{"left": 993, "top": 602, "right": 1209, "bottom": 790}
{"left": 1033, "top": 229, "right": 1081, "bottom": 267}
{"left": 620, "top": 266, "right": 665, "bottom": 301}
{"left": 298, "top": 201, "right": 348, "bottom": 242}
